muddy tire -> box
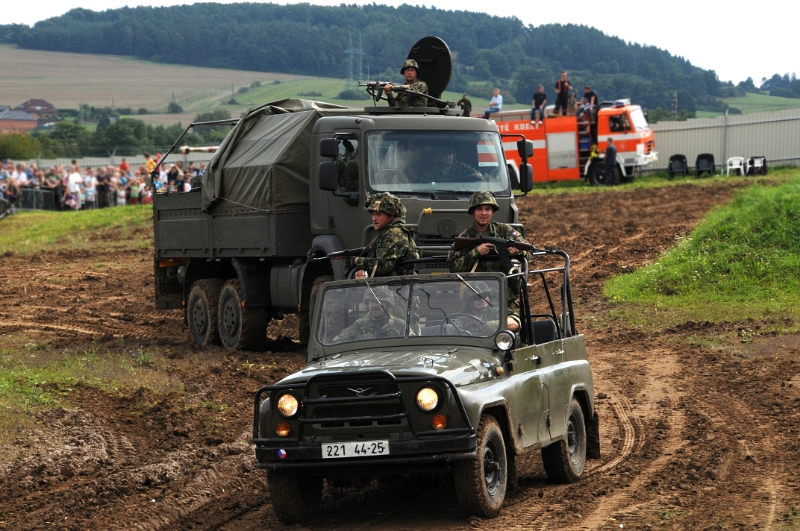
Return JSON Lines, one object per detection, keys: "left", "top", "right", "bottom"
{"left": 454, "top": 415, "right": 507, "bottom": 517}
{"left": 542, "top": 398, "right": 587, "bottom": 483}
{"left": 298, "top": 274, "right": 333, "bottom": 345}
{"left": 217, "top": 279, "right": 270, "bottom": 351}
{"left": 187, "top": 279, "right": 224, "bottom": 346}
{"left": 267, "top": 469, "right": 323, "bottom": 524}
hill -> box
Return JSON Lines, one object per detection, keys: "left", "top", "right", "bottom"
{"left": 2, "top": 3, "right": 737, "bottom": 113}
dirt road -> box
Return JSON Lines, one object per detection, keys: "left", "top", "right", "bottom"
{"left": 1, "top": 182, "right": 798, "bottom": 530}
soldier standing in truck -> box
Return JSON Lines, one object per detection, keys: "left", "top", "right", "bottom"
{"left": 448, "top": 192, "right": 530, "bottom": 331}
{"left": 383, "top": 59, "right": 428, "bottom": 108}
{"left": 352, "top": 192, "right": 420, "bottom": 277}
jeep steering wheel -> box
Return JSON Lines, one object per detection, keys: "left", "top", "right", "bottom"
{"left": 447, "top": 313, "right": 486, "bottom": 335}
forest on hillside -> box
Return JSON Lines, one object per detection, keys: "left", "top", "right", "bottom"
{"left": 0, "top": 3, "right": 761, "bottom": 113}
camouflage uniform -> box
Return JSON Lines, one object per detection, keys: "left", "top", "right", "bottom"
{"left": 447, "top": 192, "right": 530, "bottom": 322}
{"left": 333, "top": 314, "right": 405, "bottom": 343}
{"left": 357, "top": 193, "right": 419, "bottom": 277}
{"left": 387, "top": 59, "right": 429, "bottom": 108}
{"left": 333, "top": 288, "right": 406, "bottom": 343}
{"left": 420, "top": 159, "right": 481, "bottom": 183}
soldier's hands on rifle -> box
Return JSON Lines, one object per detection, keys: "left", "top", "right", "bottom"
{"left": 476, "top": 243, "right": 522, "bottom": 256}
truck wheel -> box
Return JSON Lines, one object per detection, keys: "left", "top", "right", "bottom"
{"left": 588, "top": 164, "right": 606, "bottom": 186}
{"left": 218, "top": 279, "right": 270, "bottom": 351}
{"left": 454, "top": 415, "right": 507, "bottom": 517}
{"left": 542, "top": 398, "right": 587, "bottom": 483}
{"left": 187, "top": 279, "right": 223, "bottom": 346}
{"left": 298, "top": 274, "right": 333, "bottom": 345}
{"left": 266, "top": 469, "right": 323, "bottom": 524}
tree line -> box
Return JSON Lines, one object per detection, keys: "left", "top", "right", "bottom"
{"left": 1, "top": 4, "right": 737, "bottom": 113}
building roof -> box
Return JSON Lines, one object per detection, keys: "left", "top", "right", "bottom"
{"left": 15, "top": 99, "right": 58, "bottom": 114}
{"left": 0, "top": 110, "right": 37, "bottom": 121}
{"left": 0, "top": 105, "right": 9, "bottom": 112}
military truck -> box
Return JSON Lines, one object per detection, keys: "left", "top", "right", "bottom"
{"left": 253, "top": 247, "right": 600, "bottom": 522}
{"left": 152, "top": 37, "right": 533, "bottom": 349}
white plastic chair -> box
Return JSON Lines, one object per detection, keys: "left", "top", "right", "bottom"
{"left": 726, "top": 156, "right": 745, "bottom": 176}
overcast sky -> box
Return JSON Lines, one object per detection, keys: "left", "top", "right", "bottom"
{"left": 5, "top": 0, "right": 795, "bottom": 85}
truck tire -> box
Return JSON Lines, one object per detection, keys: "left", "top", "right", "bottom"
{"left": 587, "top": 164, "right": 606, "bottom": 186}
{"left": 454, "top": 415, "right": 507, "bottom": 517}
{"left": 267, "top": 469, "right": 323, "bottom": 524}
{"left": 298, "top": 274, "right": 333, "bottom": 345}
{"left": 217, "top": 279, "right": 270, "bottom": 351}
{"left": 187, "top": 279, "right": 224, "bottom": 346}
{"left": 542, "top": 398, "right": 587, "bottom": 483}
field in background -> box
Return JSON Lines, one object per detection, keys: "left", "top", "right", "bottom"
{"left": 1, "top": 44, "right": 526, "bottom": 127}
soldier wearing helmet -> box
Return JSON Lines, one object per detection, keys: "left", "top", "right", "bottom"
{"left": 447, "top": 191, "right": 530, "bottom": 331}
{"left": 333, "top": 286, "right": 405, "bottom": 343}
{"left": 352, "top": 192, "right": 420, "bottom": 277}
{"left": 384, "top": 59, "right": 429, "bottom": 108}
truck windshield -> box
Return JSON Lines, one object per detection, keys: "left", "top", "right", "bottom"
{"left": 366, "top": 131, "right": 509, "bottom": 193}
{"left": 316, "top": 278, "right": 502, "bottom": 346}
{"left": 629, "top": 108, "right": 650, "bottom": 132}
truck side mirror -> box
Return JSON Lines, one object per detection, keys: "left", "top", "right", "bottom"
{"left": 319, "top": 138, "right": 339, "bottom": 158}
{"left": 519, "top": 164, "right": 533, "bottom": 193}
{"left": 517, "top": 139, "right": 534, "bottom": 159}
{"left": 318, "top": 161, "right": 339, "bottom": 191}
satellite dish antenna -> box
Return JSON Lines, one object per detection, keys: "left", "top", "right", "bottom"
{"left": 407, "top": 36, "right": 452, "bottom": 100}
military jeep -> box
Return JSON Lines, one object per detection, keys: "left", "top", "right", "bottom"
{"left": 253, "top": 248, "right": 599, "bottom": 522}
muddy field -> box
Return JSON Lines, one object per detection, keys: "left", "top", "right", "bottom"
{"left": 1, "top": 182, "right": 799, "bottom": 530}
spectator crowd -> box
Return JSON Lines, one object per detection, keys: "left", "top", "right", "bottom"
{"left": 0, "top": 152, "right": 206, "bottom": 213}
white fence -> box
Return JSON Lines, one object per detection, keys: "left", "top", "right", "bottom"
{"left": 649, "top": 109, "right": 800, "bottom": 171}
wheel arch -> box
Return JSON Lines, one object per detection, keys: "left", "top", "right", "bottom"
{"left": 571, "top": 385, "right": 600, "bottom": 460}
{"left": 480, "top": 401, "right": 520, "bottom": 455}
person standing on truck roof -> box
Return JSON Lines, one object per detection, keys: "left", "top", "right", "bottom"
{"left": 457, "top": 93, "right": 472, "bottom": 117}
{"left": 482, "top": 88, "right": 503, "bottom": 119}
{"left": 352, "top": 192, "right": 420, "bottom": 277}
{"left": 384, "top": 59, "right": 428, "bottom": 108}
{"left": 580, "top": 86, "right": 600, "bottom": 123}
{"left": 531, "top": 85, "right": 547, "bottom": 127}
{"left": 447, "top": 191, "right": 531, "bottom": 332}
{"left": 604, "top": 138, "right": 618, "bottom": 186}
{"left": 554, "top": 71, "right": 572, "bottom": 116}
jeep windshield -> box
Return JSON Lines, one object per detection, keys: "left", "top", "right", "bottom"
{"left": 365, "top": 131, "right": 509, "bottom": 194}
{"left": 316, "top": 277, "right": 502, "bottom": 347}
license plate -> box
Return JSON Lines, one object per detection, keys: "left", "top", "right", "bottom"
{"left": 322, "top": 440, "right": 389, "bottom": 459}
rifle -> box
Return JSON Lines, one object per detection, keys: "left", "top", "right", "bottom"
{"left": 357, "top": 81, "right": 455, "bottom": 109}
{"left": 311, "top": 247, "right": 366, "bottom": 262}
{"left": 452, "top": 236, "right": 540, "bottom": 271}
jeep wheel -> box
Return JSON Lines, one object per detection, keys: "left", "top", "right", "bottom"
{"left": 542, "top": 398, "right": 587, "bottom": 483}
{"left": 454, "top": 415, "right": 507, "bottom": 517}
{"left": 218, "top": 279, "right": 270, "bottom": 351}
{"left": 267, "top": 469, "right": 323, "bottom": 524}
{"left": 187, "top": 279, "right": 223, "bottom": 346}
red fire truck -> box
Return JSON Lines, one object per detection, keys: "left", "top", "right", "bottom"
{"left": 492, "top": 99, "right": 657, "bottom": 185}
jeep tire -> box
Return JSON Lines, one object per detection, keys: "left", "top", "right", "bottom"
{"left": 218, "top": 279, "right": 269, "bottom": 351}
{"left": 267, "top": 469, "right": 323, "bottom": 524}
{"left": 542, "top": 398, "right": 587, "bottom": 483}
{"left": 187, "top": 279, "right": 224, "bottom": 346}
{"left": 454, "top": 414, "right": 507, "bottom": 517}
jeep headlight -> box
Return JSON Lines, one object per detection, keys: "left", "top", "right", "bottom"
{"left": 495, "top": 331, "right": 515, "bottom": 351}
{"left": 276, "top": 393, "right": 299, "bottom": 418}
{"left": 416, "top": 387, "right": 440, "bottom": 412}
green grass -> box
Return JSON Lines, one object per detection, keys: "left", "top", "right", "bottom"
{"left": 604, "top": 173, "right": 800, "bottom": 331}
{"left": 0, "top": 205, "right": 152, "bottom": 255}
{"left": 722, "top": 92, "right": 800, "bottom": 114}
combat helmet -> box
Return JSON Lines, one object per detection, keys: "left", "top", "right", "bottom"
{"left": 468, "top": 191, "right": 499, "bottom": 213}
{"left": 363, "top": 286, "right": 394, "bottom": 307}
{"left": 400, "top": 59, "right": 420, "bottom": 74}
{"left": 364, "top": 192, "right": 405, "bottom": 218}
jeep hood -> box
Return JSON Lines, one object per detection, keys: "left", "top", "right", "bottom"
{"left": 282, "top": 347, "right": 503, "bottom": 387}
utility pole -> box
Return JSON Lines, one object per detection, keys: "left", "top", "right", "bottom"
{"left": 671, "top": 90, "right": 678, "bottom": 118}
{"left": 345, "top": 31, "right": 365, "bottom": 89}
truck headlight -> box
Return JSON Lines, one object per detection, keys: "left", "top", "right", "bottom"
{"left": 416, "top": 387, "right": 440, "bottom": 412}
{"left": 276, "top": 393, "right": 299, "bottom": 418}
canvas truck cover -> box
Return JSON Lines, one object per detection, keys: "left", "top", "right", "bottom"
{"left": 201, "top": 99, "right": 351, "bottom": 213}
